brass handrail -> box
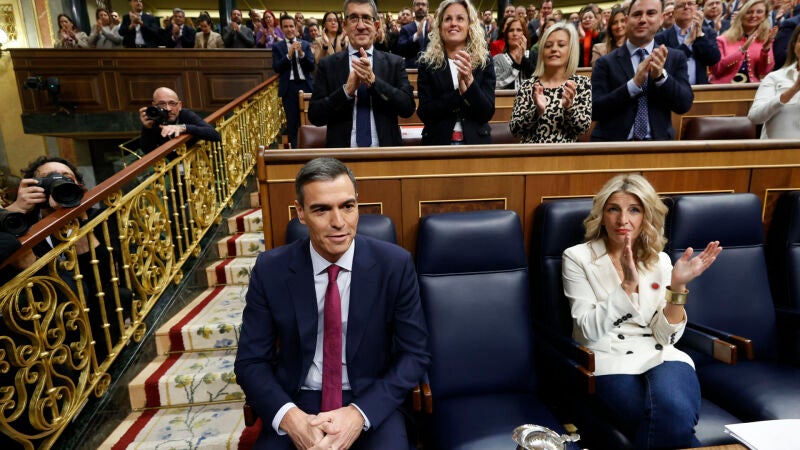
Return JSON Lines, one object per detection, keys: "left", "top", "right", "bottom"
{"left": 0, "top": 75, "right": 284, "bottom": 449}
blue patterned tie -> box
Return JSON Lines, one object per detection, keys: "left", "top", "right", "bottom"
{"left": 633, "top": 48, "right": 649, "bottom": 141}
{"left": 354, "top": 52, "right": 371, "bottom": 147}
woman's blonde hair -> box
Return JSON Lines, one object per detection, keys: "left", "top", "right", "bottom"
{"left": 583, "top": 174, "right": 668, "bottom": 269}
{"left": 722, "top": 0, "right": 770, "bottom": 43}
{"left": 419, "top": 0, "right": 489, "bottom": 71}
{"left": 533, "top": 22, "right": 579, "bottom": 77}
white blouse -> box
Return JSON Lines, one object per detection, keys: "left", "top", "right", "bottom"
{"left": 747, "top": 64, "right": 800, "bottom": 139}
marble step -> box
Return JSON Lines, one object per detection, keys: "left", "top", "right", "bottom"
{"left": 226, "top": 208, "right": 263, "bottom": 234}
{"left": 99, "top": 401, "right": 259, "bottom": 450}
{"left": 204, "top": 256, "right": 257, "bottom": 287}
{"left": 156, "top": 285, "right": 246, "bottom": 354}
{"left": 129, "top": 349, "right": 243, "bottom": 409}
{"left": 215, "top": 232, "right": 265, "bottom": 258}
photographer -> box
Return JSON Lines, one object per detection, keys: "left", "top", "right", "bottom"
{"left": 7, "top": 156, "right": 131, "bottom": 360}
{"left": 139, "top": 87, "right": 221, "bottom": 155}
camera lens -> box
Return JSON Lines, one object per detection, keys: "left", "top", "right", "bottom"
{"left": 0, "top": 210, "right": 30, "bottom": 237}
{"left": 49, "top": 180, "right": 84, "bottom": 208}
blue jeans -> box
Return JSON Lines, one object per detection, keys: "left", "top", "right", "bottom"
{"left": 595, "top": 361, "right": 701, "bottom": 449}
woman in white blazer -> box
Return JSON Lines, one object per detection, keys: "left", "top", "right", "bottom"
{"left": 563, "top": 174, "right": 722, "bottom": 449}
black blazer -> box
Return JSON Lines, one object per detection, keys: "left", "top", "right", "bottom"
{"left": 416, "top": 58, "right": 496, "bottom": 145}
{"left": 655, "top": 25, "right": 720, "bottom": 84}
{"left": 774, "top": 15, "right": 800, "bottom": 69}
{"left": 308, "top": 50, "right": 415, "bottom": 148}
{"left": 160, "top": 25, "right": 196, "bottom": 48}
{"left": 272, "top": 39, "right": 315, "bottom": 97}
{"left": 120, "top": 12, "right": 161, "bottom": 48}
{"left": 591, "top": 45, "right": 693, "bottom": 141}
{"left": 396, "top": 22, "right": 429, "bottom": 69}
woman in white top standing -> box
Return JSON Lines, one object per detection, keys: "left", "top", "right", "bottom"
{"left": 748, "top": 26, "right": 800, "bottom": 138}
{"left": 563, "top": 174, "right": 722, "bottom": 449}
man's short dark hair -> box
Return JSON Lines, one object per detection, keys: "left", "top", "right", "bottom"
{"left": 343, "top": 0, "right": 379, "bottom": 19}
{"left": 21, "top": 156, "right": 84, "bottom": 185}
{"left": 628, "top": 0, "right": 664, "bottom": 15}
{"left": 279, "top": 14, "right": 294, "bottom": 25}
{"left": 295, "top": 158, "right": 357, "bottom": 206}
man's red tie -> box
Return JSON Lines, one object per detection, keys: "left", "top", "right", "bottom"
{"left": 321, "top": 264, "right": 343, "bottom": 412}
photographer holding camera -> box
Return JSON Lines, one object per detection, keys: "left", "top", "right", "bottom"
{"left": 139, "top": 87, "right": 221, "bottom": 154}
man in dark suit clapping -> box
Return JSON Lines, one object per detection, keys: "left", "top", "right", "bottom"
{"left": 119, "top": 0, "right": 160, "bottom": 48}
{"left": 591, "top": 0, "right": 694, "bottom": 141}
{"left": 308, "top": 0, "right": 415, "bottom": 148}
{"left": 273, "top": 15, "right": 315, "bottom": 149}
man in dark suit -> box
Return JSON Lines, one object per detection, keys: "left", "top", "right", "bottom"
{"left": 528, "top": 0, "right": 554, "bottom": 45}
{"left": 223, "top": 9, "right": 255, "bottom": 48}
{"left": 774, "top": 14, "right": 800, "bottom": 69}
{"left": 308, "top": 0, "right": 416, "bottom": 148}
{"left": 702, "top": 0, "right": 730, "bottom": 34}
{"left": 119, "top": 0, "right": 160, "bottom": 48}
{"left": 160, "top": 8, "right": 196, "bottom": 49}
{"left": 396, "top": 0, "right": 431, "bottom": 68}
{"left": 592, "top": 0, "right": 694, "bottom": 141}
{"left": 273, "top": 15, "right": 315, "bottom": 149}
{"left": 655, "top": 0, "right": 720, "bottom": 84}
{"left": 235, "top": 157, "right": 430, "bottom": 450}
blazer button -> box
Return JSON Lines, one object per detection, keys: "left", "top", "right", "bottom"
{"left": 626, "top": 313, "right": 633, "bottom": 319}
{"left": 614, "top": 320, "right": 620, "bottom": 326}
{"left": 655, "top": 344, "right": 663, "bottom": 350}
{"left": 627, "top": 350, "right": 633, "bottom": 354}
{"left": 618, "top": 334, "right": 625, "bottom": 340}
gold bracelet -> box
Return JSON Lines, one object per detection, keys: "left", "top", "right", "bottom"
{"left": 665, "top": 286, "right": 689, "bottom": 305}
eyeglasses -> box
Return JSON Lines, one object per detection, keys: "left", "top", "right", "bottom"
{"left": 346, "top": 14, "right": 375, "bottom": 25}
{"left": 155, "top": 100, "right": 180, "bottom": 108}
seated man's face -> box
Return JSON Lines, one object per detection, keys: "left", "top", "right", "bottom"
{"left": 152, "top": 90, "right": 182, "bottom": 122}
{"left": 295, "top": 174, "right": 359, "bottom": 263}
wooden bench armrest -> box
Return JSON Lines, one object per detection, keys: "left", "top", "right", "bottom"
{"left": 688, "top": 322, "right": 754, "bottom": 360}
{"left": 680, "top": 326, "right": 738, "bottom": 364}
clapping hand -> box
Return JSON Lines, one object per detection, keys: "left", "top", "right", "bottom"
{"left": 670, "top": 241, "right": 722, "bottom": 291}
{"left": 532, "top": 82, "right": 548, "bottom": 115}
{"left": 453, "top": 50, "right": 474, "bottom": 94}
{"left": 648, "top": 45, "right": 668, "bottom": 80}
{"left": 561, "top": 80, "right": 577, "bottom": 110}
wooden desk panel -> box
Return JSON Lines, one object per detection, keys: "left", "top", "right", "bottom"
{"left": 259, "top": 141, "right": 800, "bottom": 255}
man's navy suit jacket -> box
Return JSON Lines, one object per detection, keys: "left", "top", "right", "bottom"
{"left": 655, "top": 24, "right": 721, "bottom": 84}
{"left": 308, "top": 49, "right": 415, "bottom": 147}
{"left": 591, "top": 44, "right": 694, "bottom": 141}
{"left": 234, "top": 234, "right": 430, "bottom": 434}
{"left": 272, "top": 38, "right": 315, "bottom": 97}
{"left": 397, "top": 21, "right": 429, "bottom": 69}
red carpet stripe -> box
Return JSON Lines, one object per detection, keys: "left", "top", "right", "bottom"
{"left": 168, "top": 286, "right": 226, "bottom": 352}
{"left": 111, "top": 408, "right": 158, "bottom": 450}
{"left": 144, "top": 352, "right": 182, "bottom": 408}
{"left": 214, "top": 258, "right": 234, "bottom": 285}
{"left": 235, "top": 208, "right": 258, "bottom": 233}
{"left": 227, "top": 233, "right": 242, "bottom": 258}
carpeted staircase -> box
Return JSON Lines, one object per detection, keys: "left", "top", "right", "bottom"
{"left": 100, "top": 193, "right": 264, "bottom": 450}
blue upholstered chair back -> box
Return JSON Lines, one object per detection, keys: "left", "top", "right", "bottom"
{"left": 766, "top": 191, "right": 800, "bottom": 310}
{"left": 286, "top": 214, "right": 398, "bottom": 244}
{"left": 416, "top": 210, "right": 535, "bottom": 400}
{"left": 664, "top": 193, "right": 778, "bottom": 360}
{"left": 530, "top": 198, "right": 593, "bottom": 337}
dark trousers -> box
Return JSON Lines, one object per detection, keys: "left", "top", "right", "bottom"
{"left": 282, "top": 79, "right": 312, "bottom": 149}
{"left": 595, "top": 361, "right": 702, "bottom": 449}
{"left": 254, "top": 390, "right": 410, "bottom": 450}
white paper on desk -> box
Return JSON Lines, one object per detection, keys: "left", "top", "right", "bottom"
{"left": 724, "top": 419, "right": 800, "bottom": 450}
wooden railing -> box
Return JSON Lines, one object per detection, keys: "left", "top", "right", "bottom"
{"left": 0, "top": 75, "right": 284, "bottom": 449}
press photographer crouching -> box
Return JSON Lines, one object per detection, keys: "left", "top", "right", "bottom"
{"left": 139, "top": 87, "right": 221, "bottom": 154}
{"left": 4, "top": 156, "right": 131, "bottom": 361}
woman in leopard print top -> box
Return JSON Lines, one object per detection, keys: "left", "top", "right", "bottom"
{"left": 510, "top": 23, "right": 592, "bottom": 143}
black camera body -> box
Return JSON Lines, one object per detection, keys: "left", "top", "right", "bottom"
{"left": 0, "top": 210, "right": 30, "bottom": 236}
{"left": 145, "top": 106, "right": 170, "bottom": 125}
{"left": 34, "top": 174, "right": 83, "bottom": 208}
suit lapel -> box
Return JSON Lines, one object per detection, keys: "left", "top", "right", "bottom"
{"left": 346, "top": 236, "right": 378, "bottom": 361}
{"left": 336, "top": 51, "right": 351, "bottom": 88}
{"left": 615, "top": 46, "right": 635, "bottom": 81}
{"left": 287, "top": 240, "right": 319, "bottom": 364}
{"left": 587, "top": 240, "right": 621, "bottom": 299}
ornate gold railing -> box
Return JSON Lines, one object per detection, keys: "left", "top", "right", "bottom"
{"left": 0, "top": 76, "right": 284, "bottom": 449}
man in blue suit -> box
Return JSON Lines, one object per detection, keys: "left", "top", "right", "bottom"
{"left": 235, "top": 157, "right": 429, "bottom": 450}
{"left": 774, "top": 14, "right": 800, "bottom": 69}
{"left": 273, "top": 14, "right": 315, "bottom": 149}
{"left": 396, "top": 0, "right": 431, "bottom": 68}
{"left": 592, "top": 0, "right": 694, "bottom": 141}
{"left": 119, "top": 0, "right": 160, "bottom": 48}
{"left": 656, "top": 0, "right": 720, "bottom": 84}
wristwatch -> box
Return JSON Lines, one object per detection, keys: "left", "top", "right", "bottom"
{"left": 654, "top": 68, "right": 667, "bottom": 82}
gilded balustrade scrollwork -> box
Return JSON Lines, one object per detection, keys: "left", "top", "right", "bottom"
{"left": 0, "top": 77, "right": 285, "bottom": 448}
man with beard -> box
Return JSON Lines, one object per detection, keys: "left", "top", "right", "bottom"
{"left": 224, "top": 8, "right": 255, "bottom": 48}
{"left": 397, "top": 0, "right": 430, "bottom": 68}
